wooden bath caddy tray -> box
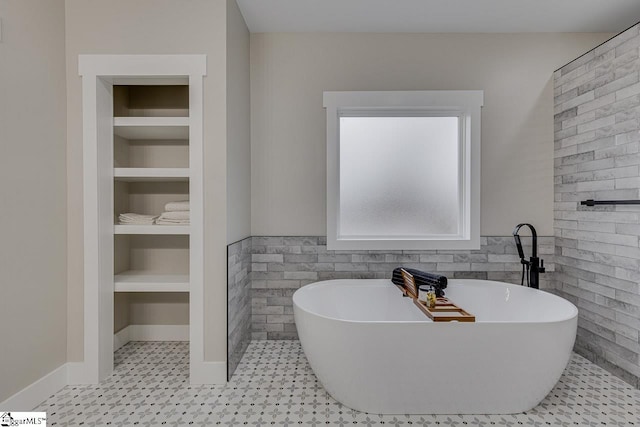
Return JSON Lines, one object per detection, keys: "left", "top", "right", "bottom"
{"left": 413, "top": 297, "right": 476, "bottom": 322}
{"left": 394, "top": 282, "right": 475, "bottom": 322}
{"left": 395, "top": 268, "right": 475, "bottom": 322}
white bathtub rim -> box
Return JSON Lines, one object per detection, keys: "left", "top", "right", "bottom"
{"left": 292, "top": 278, "right": 578, "bottom": 325}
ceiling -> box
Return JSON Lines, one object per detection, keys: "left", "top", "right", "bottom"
{"left": 236, "top": 0, "right": 640, "bottom": 33}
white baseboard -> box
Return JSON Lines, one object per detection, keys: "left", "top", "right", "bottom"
{"left": 114, "top": 324, "right": 189, "bottom": 351}
{"left": 2, "top": 324, "right": 200, "bottom": 407}
{"left": 0, "top": 364, "right": 67, "bottom": 411}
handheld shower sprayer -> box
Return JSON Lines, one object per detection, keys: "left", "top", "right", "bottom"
{"left": 512, "top": 223, "right": 545, "bottom": 289}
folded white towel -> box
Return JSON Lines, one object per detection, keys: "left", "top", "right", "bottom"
{"left": 164, "top": 200, "right": 190, "bottom": 212}
{"left": 119, "top": 213, "right": 157, "bottom": 220}
{"left": 119, "top": 220, "right": 156, "bottom": 225}
{"left": 156, "top": 218, "right": 190, "bottom": 225}
{"left": 158, "top": 211, "right": 190, "bottom": 221}
{"left": 118, "top": 213, "right": 158, "bottom": 225}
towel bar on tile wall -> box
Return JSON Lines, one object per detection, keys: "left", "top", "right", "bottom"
{"left": 580, "top": 199, "right": 640, "bottom": 206}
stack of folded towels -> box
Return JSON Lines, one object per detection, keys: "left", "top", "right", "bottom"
{"left": 118, "top": 212, "right": 158, "bottom": 225}
{"left": 156, "top": 200, "right": 190, "bottom": 225}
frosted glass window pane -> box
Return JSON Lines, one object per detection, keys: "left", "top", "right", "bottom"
{"left": 339, "top": 116, "right": 460, "bottom": 238}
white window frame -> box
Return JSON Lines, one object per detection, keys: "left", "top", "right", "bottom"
{"left": 323, "top": 90, "right": 483, "bottom": 250}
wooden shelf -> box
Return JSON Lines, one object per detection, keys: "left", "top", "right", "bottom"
{"left": 114, "top": 167, "right": 189, "bottom": 182}
{"left": 114, "top": 271, "right": 189, "bottom": 292}
{"left": 114, "top": 224, "right": 190, "bottom": 235}
{"left": 113, "top": 117, "right": 189, "bottom": 139}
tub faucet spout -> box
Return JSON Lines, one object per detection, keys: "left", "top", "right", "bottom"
{"left": 512, "top": 223, "right": 545, "bottom": 289}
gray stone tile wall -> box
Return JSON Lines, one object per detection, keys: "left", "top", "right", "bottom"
{"left": 227, "top": 237, "right": 252, "bottom": 379}
{"left": 554, "top": 23, "right": 640, "bottom": 388}
{"left": 250, "top": 236, "right": 554, "bottom": 340}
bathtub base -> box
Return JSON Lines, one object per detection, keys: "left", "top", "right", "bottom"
{"left": 293, "top": 279, "right": 578, "bottom": 415}
{"left": 298, "top": 315, "right": 575, "bottom": 414}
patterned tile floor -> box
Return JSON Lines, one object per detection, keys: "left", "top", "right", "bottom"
{"left": 38, "top": 340, "right": 639, "bottom": 426}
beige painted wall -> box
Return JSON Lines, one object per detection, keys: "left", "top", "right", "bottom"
{"left": 226, "top": 0, "right": 251, "bottom": 244}
{"left": 250, "top": 32, "right": 612, "bottom": 237}
{"left": 65, "top": 0, "right": 229, "bottom": 363}
{"left": 0, "top": 0, "right": 67, "bottom": 402}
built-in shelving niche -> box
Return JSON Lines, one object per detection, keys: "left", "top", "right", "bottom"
{"left": 112, "top": 84, "right": 190, "bottom": 350}
{"left": 113, "top": 175, "right": 190, "bottom": 289}
{"left": 114, "top": 84, "right": 189, "bottom": 118}
{"left": 113, "top": 86, "right": 190, "bottom": 173}
{"left": 114, "top": 133, "right": 189, "bottom": 169}
{"left": 81, "top": 55, "right": 208, "bottom": 384}
{"left": 114, "top": 180, "right": 190, "bottom": 214}
{"left": 113, "top": 234, "right": 190, "bottom": 338}
{"left": 114, "top": 234, "right": 190, "bottom": 292}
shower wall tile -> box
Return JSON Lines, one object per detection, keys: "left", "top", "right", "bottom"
{"left": 554, "top": 22, "right": 640, "bottom": 387}
{"left": 250, "top": 236, "right": 554, "bottom": 340}
{"left": 227, "top": 236, "right": 252, "bottom": 379}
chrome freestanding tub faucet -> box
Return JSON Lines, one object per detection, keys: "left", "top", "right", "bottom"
{"left": 512, "top": 223, "right": 545, "bottom": 289}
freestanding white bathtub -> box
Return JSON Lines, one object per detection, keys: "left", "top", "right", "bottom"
{"left": 293, "top": 279, "right": 578, "bottom": 414}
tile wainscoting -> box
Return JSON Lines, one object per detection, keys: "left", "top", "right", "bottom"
{"left": 248, "top": 236, "right": 554, "bottom": 340}
{"left": 227, "top": 237, "right": 252, "bottom": 379}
